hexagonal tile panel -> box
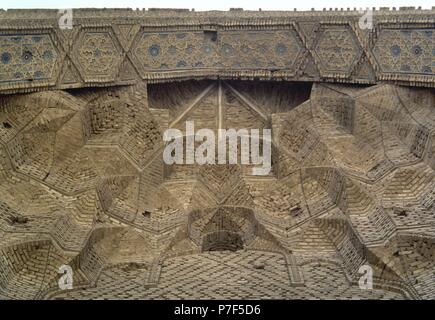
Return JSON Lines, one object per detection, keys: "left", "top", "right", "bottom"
{"left": 314, "top": 26, "right": 362, "bottom": 75}
{"left": 74, "top": 30, "right": 123, "bottom": 82}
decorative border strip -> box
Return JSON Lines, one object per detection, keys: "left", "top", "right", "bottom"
{"left": 0, "top": 9, "right": 433, "bottom": 93}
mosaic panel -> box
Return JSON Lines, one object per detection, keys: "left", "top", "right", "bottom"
{"left": 218, "top": 30, "right": 303, "bottom": 70}
{"left": 132, "top": 31, "right": 219, "bottom": 71}
{"left": 131, "top": 30, "right": 303, "bottom": 73}
{"left": 0, "top": 34, "right": 58, "bottom": 83}
{"left": 373, "top": 28, "right": 434, "bottom": 75}
{"left": 314, "top": 26, "right": 361, "bottom": 74}
{"left": 75, "top": 31, "right": 123, "bottom": 81}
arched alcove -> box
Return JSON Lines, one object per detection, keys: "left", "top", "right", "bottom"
{"left": 201, "top": 230, "right": 244, "bottom": 252}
